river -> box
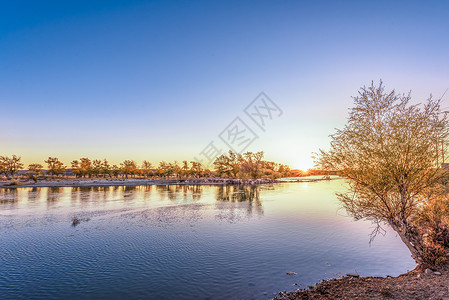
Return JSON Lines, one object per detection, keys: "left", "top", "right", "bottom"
{"left": 0, "top": 179, "right": 416, "bottom": 299}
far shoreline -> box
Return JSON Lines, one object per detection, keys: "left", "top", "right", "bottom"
{"left": 0, "top": 178, "right": 279, "bottom": 189}
{"left": 0, "top": 176, "right": 339, "bottom": 189}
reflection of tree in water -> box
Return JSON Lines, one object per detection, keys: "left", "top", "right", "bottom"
{"left": 26, "top": 187, "right": 40, "bottom": 202}
{"left": 0, "top": 188, "right": 18, "bottom": 204}
{"left": 69, "top": 185, "right": 155, "bottom": 204}
{"left": 156, "top": 185, "right": 203, "bottom": 201}
{"left": 156, "top": 185, "right": 179, "bottom": 201}
{"left": 188, "top": 185, "right": 202, "bottom": 201}
{"left": 71, "top": 186, "right": 94, "bottom": 203}
{"left": 215, "top": 185, "right": 264, "bottom": 222}
{"left": 46, "top": 187, "right": 65, "bottom": 203}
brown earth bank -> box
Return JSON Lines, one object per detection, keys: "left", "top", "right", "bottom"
{"left": 274, "top": 266, "right": 449, "bottom": 300}
{"left": 0, "top": 177, "right": 280, "bottom": 188}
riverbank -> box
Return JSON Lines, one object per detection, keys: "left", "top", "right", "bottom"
{"left": 0, "top": 176, "right": 343, "bottom": 189}
{"left": 0, "top": 177, "right": 281, "bottom": 188}
{"left": 274, "top": 266, "right": 449, "bottom": 299}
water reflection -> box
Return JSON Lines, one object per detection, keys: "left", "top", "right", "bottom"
{"left": 0, "top": 185, "right": 263, "bottom": 205}
{"left": 0, "top": 181, "right": 417, "bottom": 300}
{"left": 155, "top": 185, "right": 203, "bottom": 201}
{"left": 0, "top": 184, "right": 264, "bottom": 224}
{"left": 215, "top": 185, "right": 264, "bottom": 220}
{"left": 0, "top": 188, "right": 18, "bottom": 204}
{"left": 216, "top": 185, "right": 260, "bottom": 203}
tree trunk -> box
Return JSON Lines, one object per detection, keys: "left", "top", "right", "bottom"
{"left": 389, "top": 220, "right": 425, "bottom": 265}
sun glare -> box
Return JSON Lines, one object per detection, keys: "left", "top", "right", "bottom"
{"left": 292, "top": 158, "right": 314, "bottom": 171}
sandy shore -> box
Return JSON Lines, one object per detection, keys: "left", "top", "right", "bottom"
{"left": 0, "top": 177, "right": 280, "bottom": 189}
{"left": 274, "top": 266, "right": 449, "bottom": 300}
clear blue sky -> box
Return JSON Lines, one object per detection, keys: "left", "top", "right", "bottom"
{"left": 1, "top": 0, "right": 448, "bottom": 169}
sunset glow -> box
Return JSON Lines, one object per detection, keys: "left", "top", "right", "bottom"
{"left": 1, "top": 1, "right": 448, "bottom": 169}
{"left": 2, "top": 2, "right": 449, "bottom": 299}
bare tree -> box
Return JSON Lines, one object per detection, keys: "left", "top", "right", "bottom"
{"left": 0, "top": 155, "right": 24, "bottom": 178}
{"left": 44, "top": 157, "right": 66, "bottom": 176}
{"left": 28, "top": 163, "right": 43, "bottom": 176}
{"left": 92, "top": 159, "right": 103, "bottom": 177}
{"left": 102, "top": 159, "right": 112, "bottom": 177}
{"left": 141, "top": 160, "right": 153, "bottom": 178}
{"left": 79, "top": 158, "right": 92, "bottom": 178}
{"left": 181, "top": 160, "right": 189, "bottom": 178}
{"left": 316, "top": 81, "right": 449, "bottom": 265}
{"left": 71, "top": 160, "right": 81, "bottom": 177}
{"left": 111, "top": 164, "right": 121, "bottom": 178}
{"left": 121, "top": 160, "right": 137, "bottom": 178}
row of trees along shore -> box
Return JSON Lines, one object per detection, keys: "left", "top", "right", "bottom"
{"left": 0, "top": 151, "right": 293, "bottom": 180}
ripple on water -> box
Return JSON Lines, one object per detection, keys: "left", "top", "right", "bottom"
{"left": 0, "top": 182, "right": 416, "bottom": 299}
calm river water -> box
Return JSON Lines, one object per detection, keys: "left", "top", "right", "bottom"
{"left": 0, "top": 179, "right": 416, "bottom": 299}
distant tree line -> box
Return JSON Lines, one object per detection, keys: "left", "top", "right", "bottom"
{"left": 0, "top": 152, "right": 293, "bottom": 180}
{"left": 213, "top": 151, "right": 292, "bottom": 179}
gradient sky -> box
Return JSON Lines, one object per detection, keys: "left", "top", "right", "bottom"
{"left": 1, "top": 0, "right": 449, "bottom": 170}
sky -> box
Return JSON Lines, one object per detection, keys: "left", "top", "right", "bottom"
{"left": 1, "top": 0, "right": 449, "bottom": 170}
